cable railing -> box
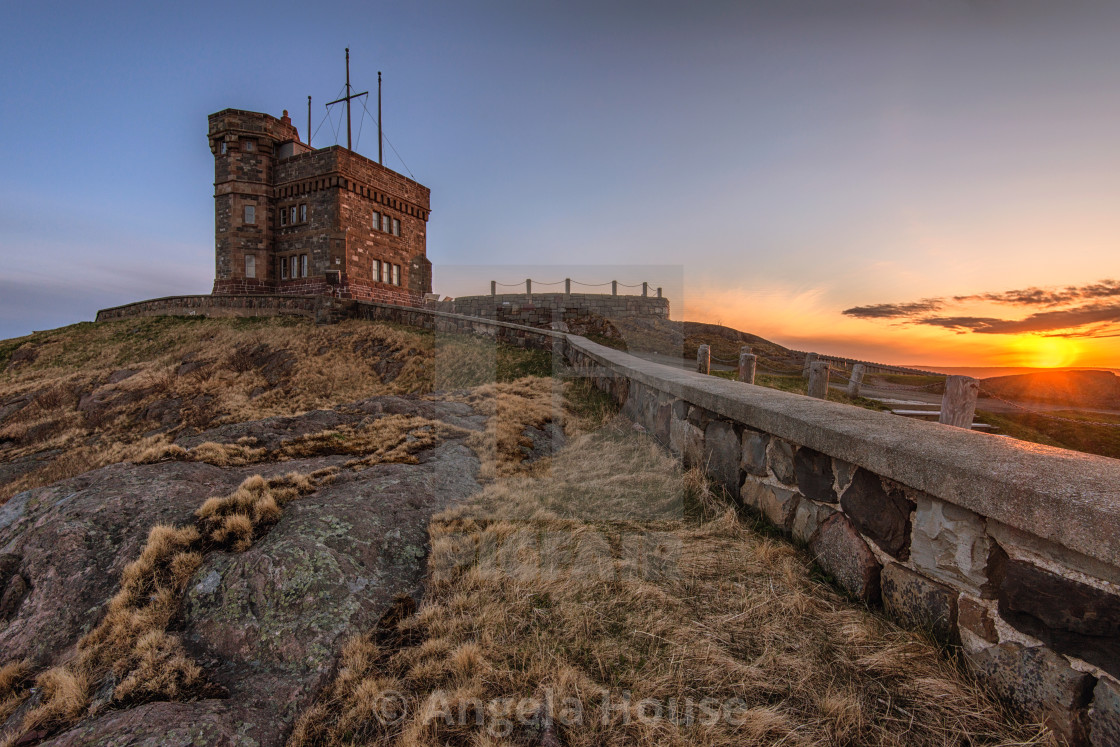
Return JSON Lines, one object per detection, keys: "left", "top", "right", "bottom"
{"left": 488, "top": 278, "right": 664, "bottom": 298}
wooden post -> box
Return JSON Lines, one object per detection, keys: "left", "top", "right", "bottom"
{"left": 940, "top": 376, "right": 979, "bottom": 429}
{"left": 738, "top": 352, "right": 757, "bottom": 384}
{"left": 642, "top": 281, "right": 648, "bottom": 297}
{"left": 697, "top": 344, "right": 710, "bottom": 375}
{"left": 846, "top": 363, "right": 866, "bottom": 398}
{"left": 807, "top": 361, "right": 830, "bottom": 399}
{"left": 491, "top": 280, "right": 496, "bottom": 296}
{"left": 564, "top": 278, "right": 571, "bottom": 297}
{"left": 802, "top": 352, "right": 818, "bottom": 378}
{"left": 740, "top": 345, "right": 752, "bottom": 356}
{"left": 612, "top": 280, "right": 618, "bottom": 296}
{"left": 525, "top": 278, "right": 532, "bottom": 297}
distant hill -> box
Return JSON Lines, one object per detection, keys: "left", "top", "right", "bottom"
{"left": 927, "top": 365, "right": 1120, "bottom": 380}
{"left": 607, "top": 317, "right": 800, "bottom": 370}
{"left": 981, "top": 369, "right": 1120, "bottom": 409}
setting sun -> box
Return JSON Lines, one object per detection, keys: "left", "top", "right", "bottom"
{"left": 1011, "top": 335, "right": 1082, "bottom": 369}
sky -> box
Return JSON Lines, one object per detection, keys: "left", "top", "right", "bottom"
{"left": 1, "top": 0, "right": 1118, "bottom": 368}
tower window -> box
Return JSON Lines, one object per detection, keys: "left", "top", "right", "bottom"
{"left": 382, "top": 261, "right": 391, "bottom": 282}
{"left": 280, "top": 209, "right": 288, "bottom": 227}
{"left": 391, "top": 264, "right": 400, "bottom": 286}
{"left": 372, "top": 258, "right": 381, "bottom": 282}
{"left": 372, "top": 211, "right": 380, "bottom": 230}
{"left": 245, "top": 255, "right": 256, "bottom": 279}
{"left": 381, "top": 214, "right": 390, "bottom": 233}
{"left": 300, "top": 204, "right": 307, "bottom": 222}
{"left": 243, "top": 205, "right": 255, "bottom": 224}
{"left": 281, "top": 257, "right": 289, "bottom": 280}
{"left": 301, "top": 254, "right": 308, "bottom": 278}
{"left": 290, "top": 206, "right": 297, "bottom": 224}
{"left": 244, "top": 140, "right": 255, "bottom": 152}
{"left": 290, "top": 255, "right": 298, "bottom": 279}
{"left": 220, "top": 141, "right": 227, "bottom": 154}
{"left": 392, "top": 218, "right": 400, "bottom": 236}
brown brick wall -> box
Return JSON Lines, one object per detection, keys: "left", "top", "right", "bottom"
{"left": 208, "top": 109, "right": 429, "bottom": 304}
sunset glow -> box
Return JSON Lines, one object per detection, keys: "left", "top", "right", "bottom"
{"left": 1011, "top": 336, "right": 1082, "bottom": 369}
{"left": 681, "top": 280, "right": 1116, "bottom": 369}
{"left": 3, "top": 1, "right": 1120, "bottom": 375}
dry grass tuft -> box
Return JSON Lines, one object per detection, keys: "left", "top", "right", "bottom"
{"left": 133, "top": 442, "right": 187, "bottom": 464}
{"left": 447, "top": 377, "right": 562, "bottom": 480}
{"left": 278, "top": 415, "right": 469, "bottom": 469}
{"left": 196, "top": 471, "right": 330, "bottom": 551}
{"left": 0, "top": 659, "right": 32, "bottom": 725}
{"left": 112, "top": 630, "right": 206, "bottom": 704}
{"left": 19, "top": 668, "right": 90, "bottom": 734}
{"left": 133, "top": 414, "right": 466, "bottom": 471}
{"left": 290, "top": 418, "right": 1047, "bottom": 747}
{"left": 181, "top": 440, "right": 269, "bottom": 467}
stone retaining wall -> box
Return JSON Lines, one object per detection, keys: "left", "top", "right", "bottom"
{"left": 93, "top": 296, "right": 1120, "bottom": 744}
{"left": 95, "top": 294, "right": 360, "bottom": 323}
{"left": 441, "top": 293, "right": 669, "bottom": 326}
{"left": 564, "top": 336, "right": 1120, "bottom": 747}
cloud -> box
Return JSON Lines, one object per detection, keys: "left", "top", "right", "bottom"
{"left": 953, "top": 279, "right": 1120, "bottom": 307}
{"left": 916, "top": 302, "right": 1120, "bottom": 336}
{"left": 913, "top": 316, "right": 1004, "bottom": 333}
{"left": 841, "top": 299, "right": 943, "bottom": 319}
{"left": 845, "top": 279, "right": 1120, "bottom": 339}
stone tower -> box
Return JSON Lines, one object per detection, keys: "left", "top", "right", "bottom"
{"left": 207, "top": 108, "right": 431, "bottom": 303}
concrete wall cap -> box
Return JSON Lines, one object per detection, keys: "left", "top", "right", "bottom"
{"left": 565, "top": 336, "right": 1120, "bottom": 567}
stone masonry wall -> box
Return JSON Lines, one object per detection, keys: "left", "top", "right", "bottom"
{"left": 208, "top": 109, "right": 428, "bottom": 307}
{"left": 560, "top": 338, "right": 1120, "bottom": 747}
{"left": 272, "top": 146, "right": 430, "bottom": 303}
{"left": 94, "top": 295, "right": 345, "bottom": 323}
{"left": 92, "top": 296, "right": 1120, "bottom": 745}
{"left": 443, "top": 293, "right": 669, "bottom": 325}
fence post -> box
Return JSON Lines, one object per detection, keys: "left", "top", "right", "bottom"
{"left": 808, "top": 361, "right": 830, "bottom": 399}
{"left": 802, "top": 352, "right": 818, "bottom": 378}
{"left": 940, "top": 376, "right": 979, "bottom": 429}
{"left": 846, "top": 363, "right": 866, "bottom": 398}
{"left": 738, "top": 352, "right": 757, "bottom": 384}
{"left": 642, "top": 282, "right": 648, "bottom": 297}
{"left": 697, "top": 344, "right": 710, "bottom": 375}
{"left": 526, "top": 279, "right": 532, "bottom": 298}
{"left": 491, "top": 280, "right": 496, "bottom": 297}
{"left": 565, "top": 278, "right": 571, "bottom": 297}
{"left": 612, "top": 280, "right": 618, "bottom": 296}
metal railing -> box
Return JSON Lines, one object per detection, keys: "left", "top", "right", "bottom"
{"left": 489, "top": 279, "right": 663, "bottom": 298}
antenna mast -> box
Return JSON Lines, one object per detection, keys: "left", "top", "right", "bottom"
{"left": 345, "top": 49, "right": 351, "bottom": 149}
{"left": 378, "top": 71, "right": 383, "bottom": 165}
{"left": 307, "top": 95, "right": 311, "bottom": 147}
{"left": 326, "top": 48, "right": 368, "bottom": 151}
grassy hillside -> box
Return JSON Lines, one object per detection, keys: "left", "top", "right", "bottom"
{"left": 982, "top": 369, "right": 1120, "bottom": 409}
{"left": 0, "top": 316, "right": 553, "bottom": 503}
{"left": 0, "top": 314, "right": 1047, "bottom": 745}
{"left": 606, "top": 317, "right": 803, "bottom": 372}
{"left": 977, "top": 409, "right": 1120, "bottom": 460}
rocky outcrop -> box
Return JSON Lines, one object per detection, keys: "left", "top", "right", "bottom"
{"left": 0, "top": 395, "right": 485, "bottom": 746}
